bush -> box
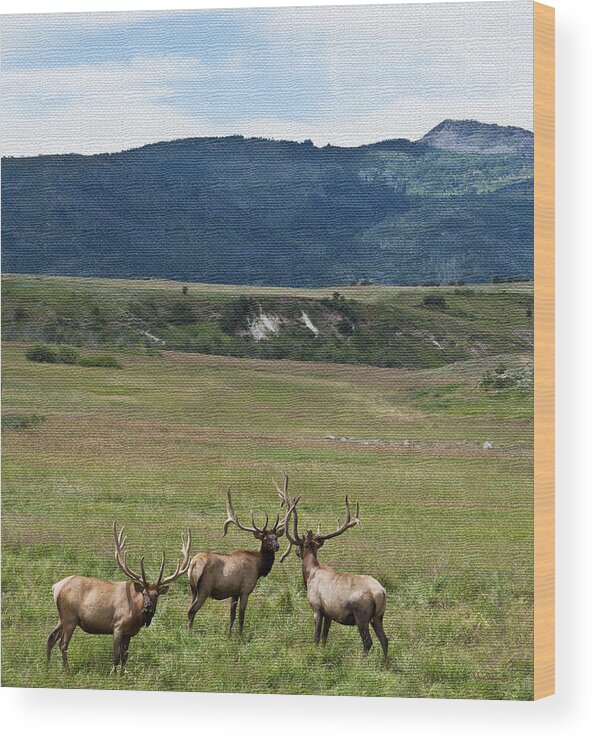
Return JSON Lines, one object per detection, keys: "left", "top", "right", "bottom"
{"left": 481, "top": 364, "right": 533, "bottom": 390}
{"left": 26, "top": 344, "right": 58, "bottom": 363}
{"left": 78, "top": 355, "right": 123, "bottom": 369}
{"left": 2, "top": 413, "right": 46, "bottom": 431}
{"left": 56, "top": 346, "right": 80, "bottom": 364}
{"left": 219, "top": 297, "right": 259, "bottom": 335}
{"left": 26, "top": 344, "right": 122, "bottom": 369}
{"left": 167, "top": 300, "right": 196, "bottom": 325}
{"left": 337, "top": 318, "right": 354, "bottom": 337}
{"left": 423, "top": 294, "right": 447, "bottom": 310}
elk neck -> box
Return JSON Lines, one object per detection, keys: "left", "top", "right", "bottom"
{"left": 301, "top": 547, "right": 320, "bottom": 584}
{"left": 257, "top": 543, "right": 276, "bottom": 577}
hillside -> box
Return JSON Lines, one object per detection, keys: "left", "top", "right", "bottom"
{"left": 1, "top": 120, "right": 533, "bottom": 287}
{"left": 418, "top": 119, "right": 533, "bottom": 154}
{"left": 2, "top": 274, "right": 533, "bottom": 369}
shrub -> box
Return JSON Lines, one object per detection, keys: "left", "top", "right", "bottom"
{"left": 78, "top": 355, "right": 123, "bottom": 369}
{"left": 423, "top": 294, "right": 447, "bottom": 310}
{"left": 14, "top": 307, "right": 28, "bottom": 321}
{"left": 480, "top": 364, "right": 533, "bottom": 390}
{"left": 57, "top": 346, "right": 80, "bottom": 364}
{"left": 337, "top": 318, "right": 354, "bottom": 337}
{"left": 219, "top": 297, "right": 259, "bottom": 335}
{"left": 167, "top": 300, "right": 196, "bottom": 325}
{"left": 26, "top": 344, "right": 58, "bottom": 363}
{"left": 2, "top": 413, "right": 46, "bottom": 431}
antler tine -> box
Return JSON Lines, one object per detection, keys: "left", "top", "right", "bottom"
{"left": 281, "top": 502, "right": 303, "bottom": 562}
{"left": 113, "top": 521, "right": 145, "bottom": 584}
{"left": 158, "top": 527, "right": 192, "bottom": 587}
{"left": 223, "top": 486, "right": 236, "bottom": 536}
{"left": 354, "top": 500, "right": 362, "bottom": 527}
{"left": 317, "top": 495, "right": 362, "bottom": 541}
{"left": 140, "top": 557, "right": 148, "bottom": 586}
{"left": 274, "top": 473, "right": 300, "bottom": 536}
{"left": 280, "top": 541, "right": 293, "bottom": 562}
{"left": 273, "top": 472, "right": 289, "bottom": 497}
{"left": 156, "top": 552, "right": 166, "bottom": 586}
{"left": 288, "top": 501, "right": 302, "bottom": 545}
{"left": 223, "top": 487, "right": 261, "bottom": 536}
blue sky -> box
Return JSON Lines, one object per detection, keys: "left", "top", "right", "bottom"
{"left": 1, "top": 2, "right": 534, "bottom": 155}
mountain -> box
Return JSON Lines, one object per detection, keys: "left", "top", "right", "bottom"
{"left": 1, "top": 120, "right": 533, "bottom": 287}
{"left": 418, "top": 119, "right": 534, "bottom": 154}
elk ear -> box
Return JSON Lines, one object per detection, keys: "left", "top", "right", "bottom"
{"left": 157, "top": 585, "right": 170, "bottom": 595}
{"left": 133, "top": 583, "right": 144, "bottom": 593}
{"left": 254, "top": 532, "right": 262, "bottom": 540}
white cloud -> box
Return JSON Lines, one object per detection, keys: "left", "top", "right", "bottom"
{"left": 1, "top": 3, "right": 534, "bottom": 155}
{"left": 1, "top": 55, "right": 214, "bottom": 155}
{"left": 3, "top": 101, "right": 216, "bottom": 157}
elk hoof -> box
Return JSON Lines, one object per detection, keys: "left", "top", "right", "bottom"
{"left": 110, "top": 666, "right": 118, "bottom": 676}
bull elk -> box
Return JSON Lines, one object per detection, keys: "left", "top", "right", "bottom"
{"left": 47, "top": 522, "right": 191, "bottom": 673}
{"left": 187, "top": 477, "right": 297, "bottom": 636}
{"left": 282, "top": 496, "right": 388, "bottom": 663}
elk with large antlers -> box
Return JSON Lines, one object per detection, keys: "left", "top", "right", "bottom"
{"left": 282, "top": 496, "right": 388, "bottom": 663}
{"left": 46, "top": 522, "right": 191, "bottom": 673}
{"left": 187, "top": 477, "right": 297, "bottom": 636}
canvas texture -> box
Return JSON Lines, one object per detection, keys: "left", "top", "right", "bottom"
{"left": 1, "top": 1, "right": 535, "bottom": 699}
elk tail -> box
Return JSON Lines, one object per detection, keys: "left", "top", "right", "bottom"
{"left": 375, "top": 586, "right": 387, "bottom": 619}
{"left": 52, "top": 577, "right": 71, "bottom": 604}
{"left": 188, "top": 557, "right": 206, "bottom": 590}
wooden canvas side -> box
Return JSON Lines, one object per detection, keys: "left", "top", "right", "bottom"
{"left": 533, "top": 1, "right": 555, "bottom": 700}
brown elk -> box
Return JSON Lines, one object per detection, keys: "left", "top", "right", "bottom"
{"left": 281, "top": 496, "right": 388, "bottom": 663}
{"left": 187, "top": 478, "right": 297, "bottom": 636}
{"left": 46, "top": 522, "right": 191, "bottom": 673}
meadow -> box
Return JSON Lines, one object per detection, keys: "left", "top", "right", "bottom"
{"left": 1, "top": 279, "right": 533, "bottom": 699}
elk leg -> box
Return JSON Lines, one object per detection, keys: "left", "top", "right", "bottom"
{"left": 313, "top": 612, "right": 323, "bottom": 645}
{"left": 111, "top": 631, "right": 124, "bottom": 674}
{"left": 188, "top": 589, "right": 209, "bottom": 632}
{"left": 321, "top": 616, "right": 332, "bottom": 646}
{"left": 237, "top": 593, "right": 250, "bottom": 637}
{"left": 228, "top": 597, "right": 239, "bottom": 637}
{"left": 357, "top": 620, "right": 373, "bottom": 657}
{"left": 371, "top": 616, "right": 389, "bottom": 664}
{"left": 46, "top": 623, "right": 62, "bottom": 663}
{"left": 59, "top": 621, "right": 76, "bottom": 672}
{"left": 120, "top": 636, "right": 131, "bottom": 673}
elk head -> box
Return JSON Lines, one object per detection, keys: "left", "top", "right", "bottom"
{"left": 223, "top": 475, "right": 299, "bottom": 552}
{"left": 113, "top": 522, "right": 192, "bottom": 626}
{"left": 280, "top": 495, "right": 361, "bottom": 562}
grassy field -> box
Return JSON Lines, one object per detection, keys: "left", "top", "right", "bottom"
{"left": 1, "top": 280, "right": 533, "bottom": 699}
{"left": 2, "top": 272, "right": 534, "bottom": 302}
{"left": 2, "top": 273, "right": 533, "bottom": 368}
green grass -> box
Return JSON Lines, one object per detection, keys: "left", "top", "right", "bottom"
{"left": 2, "top": 273, "right": 533, "bottom": 369}
{"left": 1, "top": 332, "right": 533, "bottom": 698}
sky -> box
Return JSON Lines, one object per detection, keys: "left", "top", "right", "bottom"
{"left": 0, "top": 2, "right": 534, "bottom": 156}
